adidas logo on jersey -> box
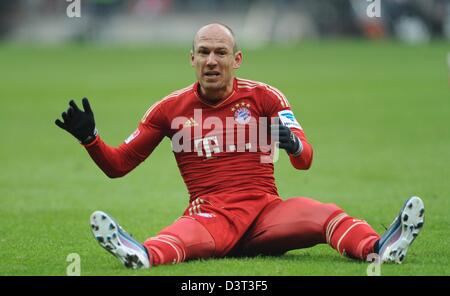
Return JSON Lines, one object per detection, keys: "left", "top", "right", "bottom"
{"left": 184, "top": 117, "right": 199, "bottom": 128}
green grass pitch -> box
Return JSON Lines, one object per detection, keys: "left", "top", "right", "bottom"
{"left": 0, "top": 41, "right": 449, "bottom": 275}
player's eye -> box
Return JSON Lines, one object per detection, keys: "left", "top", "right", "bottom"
{"left": 198, "top": 49, "right": 209, "bottom": 55}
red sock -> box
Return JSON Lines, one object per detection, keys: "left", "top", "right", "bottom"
{"left": 143, "top": 233, "right": 186, "bottom": 266}
{"left": 325, "top": 211, "right": 380, "bottom": 260}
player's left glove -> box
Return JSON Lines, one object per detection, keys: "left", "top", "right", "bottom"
{"left": 271, "top": 119, "right": 303, "bottom": 157}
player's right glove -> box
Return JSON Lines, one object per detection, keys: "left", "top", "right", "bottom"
{"left": 55, "top": 98, "right": 97, "bottom": 144}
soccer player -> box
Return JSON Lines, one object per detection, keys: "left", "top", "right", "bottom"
{"left": 55, "top": 23, "right": 424, "bottom": 269}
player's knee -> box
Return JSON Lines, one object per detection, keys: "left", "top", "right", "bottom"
{"left": 323, "top": 203, "right": 345, "bottom": 226}
{"left": 325, "top": 203, "right": 343, "bottom": 214}
{"left": 289, "top": 197, "right": 343, "bottom": 218}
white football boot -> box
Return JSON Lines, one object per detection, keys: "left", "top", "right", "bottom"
{"left": 376, "top": 196, "right": 425, "bottom": 264}
{"left": 90, "top": 211, "right": 150, "bottom": 269}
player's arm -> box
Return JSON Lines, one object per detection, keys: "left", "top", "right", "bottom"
{"left": 263, "top": 87, "right": 313, "bottom": 170}
{"left": 55, "top": 98, "right": 166, "bottom": 178}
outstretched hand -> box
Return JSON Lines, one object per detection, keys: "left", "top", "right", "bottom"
{"left": 55, "top": 98, "right": 97, "bottom": 144}
{"left": 271, "top": 117, "right": 302, "bottom": 156}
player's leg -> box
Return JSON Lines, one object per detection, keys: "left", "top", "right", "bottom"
{"left": 90, "top": 211, "right": 215, "bottom": 268}
{"left": 89, "top": 193, "right": 286, "bottom": 268}
{"left": 143, "top": 193, "right": 276, "bottom": 265}
{"left": 142, "top": 216, "right": 216, "bottom": 266}
{"left": 233, "top": 197, "right": 380, "bottom": 260}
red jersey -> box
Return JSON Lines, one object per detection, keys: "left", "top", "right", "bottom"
{"left": 84, "top": 78, "right": 313, "bottom": 201}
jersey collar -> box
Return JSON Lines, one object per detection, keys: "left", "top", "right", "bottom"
{"left": 193, "top": 78, "right": 237, "bottom": 108}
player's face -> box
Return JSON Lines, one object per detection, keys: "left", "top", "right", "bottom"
{"left": 191, "top": 28, "right": 242, "bottom": 100}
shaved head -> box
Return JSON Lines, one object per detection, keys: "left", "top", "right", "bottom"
{"left": 192, "top": 23, "right": 238, "bottom": 54}
{"left": 190, "top": 23, "right": 243, "bottom": 102}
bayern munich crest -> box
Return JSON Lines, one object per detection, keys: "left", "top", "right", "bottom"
{"left": 232, "top": 102, "right": 252, "bottom": 124}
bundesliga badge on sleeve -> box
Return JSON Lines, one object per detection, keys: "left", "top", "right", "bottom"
{"left": 278, "top": 110, "right": 302, "bottom": 130}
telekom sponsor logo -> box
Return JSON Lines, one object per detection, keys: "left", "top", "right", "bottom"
{"left": 170, "top": 109, "right": 280, "bottom": 163}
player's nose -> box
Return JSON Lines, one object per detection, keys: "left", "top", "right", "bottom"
{"left": 206, "top": 53, "right": 218, "bottom": 66}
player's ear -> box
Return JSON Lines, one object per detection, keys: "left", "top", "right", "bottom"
{"left": 190, "top": 50, "right": 195, "bottom": 66}
{"left": 233, "top": 51, "right": 243, "bottom": 69}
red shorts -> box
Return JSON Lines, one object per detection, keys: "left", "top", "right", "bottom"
{"left": 155, "top": 193, "right": 342, "bottom": 259}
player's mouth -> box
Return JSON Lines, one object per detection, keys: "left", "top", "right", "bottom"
{"left": 203, "top": 71, "right": 221, "bottom": 79}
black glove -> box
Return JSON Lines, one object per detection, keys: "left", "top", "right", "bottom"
{"left": 55, "top": 98, "right": 97, "bottom": 144}
{"left": 271, "top": 118, "right": 302, "bottom": 156}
